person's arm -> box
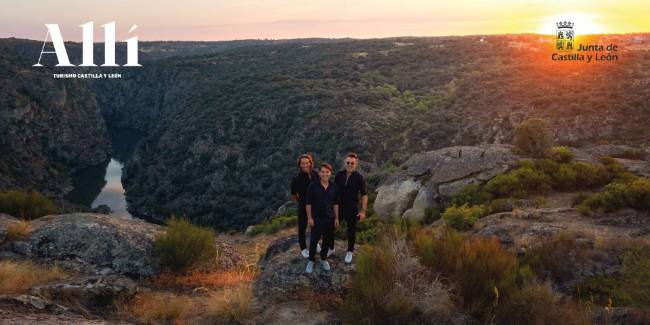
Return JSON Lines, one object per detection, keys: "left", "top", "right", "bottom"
{"left": 358, "top": 176, "right": 369, "bottom": 220}
{"left": 358, "top": 195, "right": 368, "bottom": 220}
{"left": 305, "top": 183, "right": 314, "bottom": 227}
{"left": 334, "top": 204, "right": 339, "bottom": 228}
{"left": 306, "top": 205, "right": 314, "bottom": 227}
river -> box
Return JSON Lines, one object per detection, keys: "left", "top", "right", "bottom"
{"left": 66, "top": 127, "right": 143, "bottom": 218}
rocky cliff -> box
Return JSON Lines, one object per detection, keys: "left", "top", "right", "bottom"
{"left": 0, "top": 40, "right": 111, "bottom": 196}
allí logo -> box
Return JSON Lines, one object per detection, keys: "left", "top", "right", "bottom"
{"left": 33, "top": 22, "right": 141, "bottom": 67}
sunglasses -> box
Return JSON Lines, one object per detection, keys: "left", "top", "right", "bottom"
{"left": 346, "top": 161, "right": 356, "bottom": 165}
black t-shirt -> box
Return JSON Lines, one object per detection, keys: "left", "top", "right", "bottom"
{"left": 291, "top": 170, "right": 319, "bottom": 203}
{"left": 334, "top": 170, "right": 367, "bottom": 209}
{"left": 305, "top": 180, "right": 339, "bottom": 222}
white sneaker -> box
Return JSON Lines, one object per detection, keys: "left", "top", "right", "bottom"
{"left": 327, "top": 247, "right": 335, "bottom": 257}
{"left": 320, "top": 260, "right": 331, "bottom": 271}
{"left": 345, "top": 251, "right": 353, "bottom": 264}
{"left": 305, "top": 261, "right": 314, "bottom": 273}
{"left": 316, "top": 243, "right": 322, "bottom": 253}
{"left": 301, "top": 249, "right": 309, "bottom": 258}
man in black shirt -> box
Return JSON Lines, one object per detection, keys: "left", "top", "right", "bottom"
{"left": 290, "top": 154, "right": 319, "bottom": 258}
{"left": 304, "top": 163, "right": 339, "bottom": 273}
{"left": 333, "top": 153, "right": 368, "bottom": 264}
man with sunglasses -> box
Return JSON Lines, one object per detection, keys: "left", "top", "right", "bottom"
{"left": 333, "top": 153, "right": 368, "bottom": 264}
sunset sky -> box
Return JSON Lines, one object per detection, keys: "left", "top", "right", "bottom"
{"left": 1, "top": 0, "right": 649, "bottom": 41}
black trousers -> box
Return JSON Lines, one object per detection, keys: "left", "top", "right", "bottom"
{"left": 297, "top": 202, "right": 308, "bottom": 250}
{"left": 341, "top": 207, "right": 359, "bottom": 252}
{"left": 324, "top": 206, "right": 358, "bottom": 252}
{"left": 309, "top": 219, "right": 334, "bottom": 261}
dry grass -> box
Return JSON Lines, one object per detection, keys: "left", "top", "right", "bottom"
{"left": 200, "top": 284, "right": 254, "bottom": 325}
{"left": 344, "top": 232, "right": 457, "bottom": 324}
{"left": 497, "top": 283, "right": 590, "bottom": 325}
{"left": 121, "top": 291, "right": 193, "bottom": 325}
{"left": 151, "top": 269, "right": 256, "bottom": 290}
{"left": 6, "top": 219, "right": 32, "bottom": 240}
{"left": 0, "top": 260, "right": 68, "bottom": 294}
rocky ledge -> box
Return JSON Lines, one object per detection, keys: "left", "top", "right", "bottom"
{"left": 374, "top": 145, "right": 520, "bottom": 220}
{"left": 253, "top": 236, "right": 355, "bottom": 303}
{"left": 0, "top": 213, "right": 163, "bottom": 277}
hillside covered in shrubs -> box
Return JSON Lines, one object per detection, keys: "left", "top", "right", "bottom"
{"left": 2, "top": 34, "right": 650, "bottom": 229}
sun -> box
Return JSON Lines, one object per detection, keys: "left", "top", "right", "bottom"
{"left": 537, "top": 13, "right": 606, "bottom": 35}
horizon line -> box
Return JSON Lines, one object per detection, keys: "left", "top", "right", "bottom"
{"left": 3, "top": 31, "right": 650, "bottom": 44}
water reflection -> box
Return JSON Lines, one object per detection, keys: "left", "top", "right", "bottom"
{"left": 91, "top": 158, "right": 130, "bottom": 218}
{"left": 66, "top": 127, "right": 143, "bottom": 218}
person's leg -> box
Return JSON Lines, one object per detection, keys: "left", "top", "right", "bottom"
{"left": 327, "top": 218, "right": 335, "bottom": 253}
{"left": 320, "top": 220, "right": 334, "bottom": 261}
{"left": 309, "top": 223, "right": 322, "bottom": 261}
{"left": 346, "top": 208, "right": 358, "bottom": 252}
{"left": 298, "top": 203, "right": 307, "bottom": 250}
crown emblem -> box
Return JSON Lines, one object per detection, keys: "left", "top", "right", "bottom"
{"left": 556, "top": 21, "right": 574, "bottom": 29}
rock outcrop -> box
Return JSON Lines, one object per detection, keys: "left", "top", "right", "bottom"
{"left": 0, "top": 214, "right": 19, "bottom": 245}
{"left": 253, "top": 236, "right": 355, "bottom": 303}
{"left": 29, "top": 275, "right": 138, "bottom": 315}
{"left": 0, "top": 294, "right": 131, "bottom": 325}
{"left": 470, "top": 206, "right": 650, "bottom": 293}
{"left": 374, "top": 145, "right": 520, "bottom": 220}
{"left": 3, "top": 213, "right": 163, "bottom": 277}
{"left": 581, "top": 144, "right": 648, "bottom": 160}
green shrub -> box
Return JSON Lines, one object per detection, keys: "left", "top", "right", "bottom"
{"left": 442, "top": 204, "right": 485, "bottom": 231}
{"left": 542, "top": 161, "right": 610, "bottom": 191}
{"left": 483, "top": 173, "right": 519, "bottom": 198}
{"left": 153, "top": 217, "right": 217, "bottom": 273}
{"left": 601, "top": 156, "right": 634, "bottom": 181}
{"left": 570, "top": 161, "right": 611, "bottom": 189}
{"left": 548, "top": 146, "right": 574, "bottom": 163}
{"left": 552, "top": 164, "right": 578, "bottom": 191}
{"left": 485, "top": 167, "right": 551, "bottom": 198}
{"left": 246, "top": 213, "right": 298, "bottom": 236}
{"left": 415, "top": 228, "right": 530, "bottom": 320}
{"left": 0, "top": 190, "right": 58, "bottom": 220}
{"left": 533, "top": 158, "right": 560, "bottom": 176}
{"left": 356, "top": 216, "right": 385, "bottom": 244}
{"left": 577, "top": 248, "right": 650, "bottom": 307}
{"left": 516, "top": 159, "right": 535, "bottom": 169}
{"left": 487, "top": 198, "right": 516, "bottom": 214}
{"left": 451, "top": 183, "right": 491, "bottom": 206}
{"left": 335, "top": 215, "right": 385, "bottom": 244}
{"left": 579, "top": 177, "right": 650, "bottom": 214}
{"left": 514, "top": 118, "right": 553, "bottom": 158}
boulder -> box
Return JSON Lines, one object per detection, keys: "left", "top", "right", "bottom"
{"left": 4, "top": 213, "right": 163, "bottom": 277}
{"left": 373, "top": 179, "right": 421, "bottom": 221}
{"left": 29, "top": 275, "right": 137, "bottom": 315}
{"left": 0, "top": 295, "right": 69, "bottom": 314}
{"left": 253, "top": 236, "right": 355, "bottom": 303}
{"left": 374, "top": 145, "right": 520, "bottom": 220}
{"left": 0, "top": 214, "right": 19, "bottom": 244}
{"left": 0, "top": 294, "right": 132, "bottom": 324}
{"left": 614, "top": 158, "right": 650, "bottom": 178}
